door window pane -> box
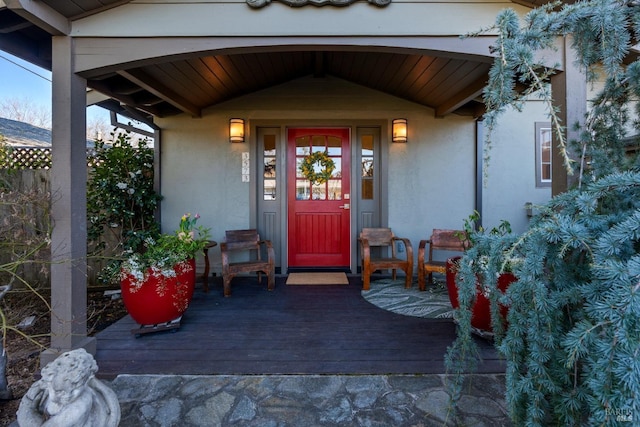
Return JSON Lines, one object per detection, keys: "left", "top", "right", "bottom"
{"left": 263, "top": 134, "right": 277, "bottom": 200}
{"left": 361, "top": 135, "right": 374, "bottom": 200}
{"left": 328, "top": 179, "right": 342, "bottom": 200}
{"left": 311, "top": 136, "right": 325, "bottom": 152}
{"left": 311, "top": 183, "right": 326, "bottom": 200}
{"left": 264, "top": 135, "right": 276, "bottom": 156}
{"left": 327, "top": 136, "right": 342, "bottom": 156}
{"left": 332, "top": 158, "right": 342, "bottom": 179}
{"left": 264, "top": 158, "right": 276, "bottom": 178}
{"left": 296, "top": 136, "right": 311, "bottom": 156}
{"left": 296, "top": 180, "right": 310, "bottom": 200}
{"left": 264, "top": 180, "right": 276, "bottom": 200}
{"left": 296, "top": 133, "right": 342, "bottom": 201}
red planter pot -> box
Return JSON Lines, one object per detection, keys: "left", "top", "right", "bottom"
{"left": 445, "top": 256, "right": 516, "bottom": 332}
{"left": 120, "top": 258, "right": 196, "bottom": 325}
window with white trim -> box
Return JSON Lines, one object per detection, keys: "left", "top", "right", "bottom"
{"left": 535, "top": 122, "right": 552, "bottom": 188}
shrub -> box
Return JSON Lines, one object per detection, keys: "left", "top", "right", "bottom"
{"left": 447, "top": 2, "right": 640, "bottom": 425}
{"left": 87, "top": 131, "right": 162, "bottom": 284}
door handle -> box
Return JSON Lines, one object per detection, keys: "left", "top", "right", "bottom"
{"left": 339, "top": 204, "right": 350, "bottom": 210}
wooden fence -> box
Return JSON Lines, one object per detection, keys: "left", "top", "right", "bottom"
{"left": 1, "top": 147, "right": 119, "bottom": 288}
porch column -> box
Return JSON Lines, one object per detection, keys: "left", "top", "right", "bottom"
{"left": 41, "top": 36, "right": 95, "bottom": 366}
{"left": 550, "top": 36, "right": 586, "bottom": 195}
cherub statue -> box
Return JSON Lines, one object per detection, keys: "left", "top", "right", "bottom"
{"left": 16, "top": 348, "right": 120, "bottom": 427}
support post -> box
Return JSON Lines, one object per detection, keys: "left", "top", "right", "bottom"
{"left": 41, "top": 36, "right": 95, "bottom": 366}
{"left": 550, "top": 36, "right": 587, "bottom": 195}
{"left": 475, "top": 119, "right": 484, "bottom": 229}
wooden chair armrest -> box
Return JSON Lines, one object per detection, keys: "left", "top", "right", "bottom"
{"left": 258, "top": 240, "right": 276, "bottom": 261}
{"left": 220, "top": 244, "right": 230, "bottom": 272}
{"left": 359, "top": 238, "right": 371, "bottom": 263}
{"left": 418, "top": 239, "right": 430, "bottom": 249}
{"left": 392, "top": 236, "right": 413, "bottom": 260}
{"left": 358, "top": 237, "right": 370, "bottom": 248}
{"left": 418, "top": 240, "right": 429, "bottom": 264}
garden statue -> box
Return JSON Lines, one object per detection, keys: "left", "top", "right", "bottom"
{"left": 16, "top": 348, "right": 120, "bottom": 427}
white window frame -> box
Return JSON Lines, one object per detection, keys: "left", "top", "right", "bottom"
{"left": 535, "top": 122, "right": 552, "bottom": 188}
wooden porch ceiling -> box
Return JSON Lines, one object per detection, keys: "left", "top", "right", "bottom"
{"left": 89, "top": 51, "right": 493, "bottom": 120}
{"left": 0, "top": 0, "right": 563, "bottom": 124}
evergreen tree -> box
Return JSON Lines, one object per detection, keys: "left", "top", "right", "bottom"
{"left": 446, "top": 1, "right": 640, "bottom": 425}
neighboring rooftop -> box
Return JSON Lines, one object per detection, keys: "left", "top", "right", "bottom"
{"left": 0, "top": 117, "right": 51, "bottom": 147}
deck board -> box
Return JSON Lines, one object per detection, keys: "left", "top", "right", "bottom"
{"left": 94, "top": 275, "right": 504, "bottom": 379}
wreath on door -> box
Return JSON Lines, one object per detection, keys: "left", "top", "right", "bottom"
{"left": 299, "top": 151, "right": 335, "bottom": 185}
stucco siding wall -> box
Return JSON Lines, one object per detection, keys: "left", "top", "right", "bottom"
{"left": 482, "top": 100, "right": 552, "bottom": 234}
{"left": 72, "top": 0, "right": 528, "bottom": 38}
{"left": 159, "top": 115, "right": 249, "bottom": 242}
{"left": 158, "top": 76, "right": 479, "bottom": 271}
{"left": 388, "top": 114, "right": 475, "bottom": 242}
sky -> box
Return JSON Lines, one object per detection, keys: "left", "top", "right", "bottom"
{"left": 0, "top": 51, "right": 110, "bottom": 126}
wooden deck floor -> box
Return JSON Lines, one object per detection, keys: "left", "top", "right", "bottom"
{"left": 94, "top": 275, "right": 504, "bottom": 379}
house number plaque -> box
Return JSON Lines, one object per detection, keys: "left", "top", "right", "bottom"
{"left": 242, "top": 152, "right": 250, "bottom": 182}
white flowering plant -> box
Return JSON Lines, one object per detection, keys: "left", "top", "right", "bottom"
{"left": 87, "top": 132, "right": 162, "bottom": 259}
{"left": 120, "top": 213, "right": 211, "bottom": 289}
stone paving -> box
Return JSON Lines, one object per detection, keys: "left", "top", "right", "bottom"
{"left": 109, "top": 373, "right": 512, "bottom": 426}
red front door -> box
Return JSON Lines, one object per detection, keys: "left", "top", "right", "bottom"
{"left": 287, "top": 128, "right": 350, "bottom": 268}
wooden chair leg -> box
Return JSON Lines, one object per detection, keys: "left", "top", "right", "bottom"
{"left": 267, "top": 270, "right": 275, "bottom": 291}
{"left": 202, "top": 247, "right": 211, "bottom": 293}
{"left": 418, "top": 267, "right": 426, "bottom": 291}
{"left": 404, "top": 270, "right": 412, "bottom": 289}
{"left": 362, "top": 265, "right": 371, "bottom": 290}
{"left": 223, "top": 275, "right": 233, "bottom": 297}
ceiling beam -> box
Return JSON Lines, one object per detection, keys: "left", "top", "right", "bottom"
{"left": 118, "top": 69, "right": 202, "bottom": 118}
{"left": 0, "top": 31, "right": 51, "bottom": 69}
{"left": 88, "top": 80, "right": 167, "bottom": 118}
{"left": 71, "top": 1, "right": 133, "bottom": 20}
{"left": 435, "top": 75, "right": 487, "bottom": 118}
{"left": 5, "top": 0, "right": 69, "bottom": 35}
{"left": 86, "top": 89, "right": 111, "bottom": 106}
{"left": 509, "top": 0, "right": 538, "bottom": 8}
{"left": 0, "top": 10, "right": 33, "bottom": 33}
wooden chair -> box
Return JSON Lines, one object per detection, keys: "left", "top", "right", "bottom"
{"left": 417, "top": 229, "right": 467, "bottom": 291}
{"left": 200, "top": 240, "right": 218, "bottom": 293}
{"left": 359, "top": 228, "right": 413, "bottom": 291}
{"left": 220, "top": 229, "right": 275, "bottom": 297}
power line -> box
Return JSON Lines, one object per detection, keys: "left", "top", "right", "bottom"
{"left": 0, "top": 53, "right": 51, "bottom": 82}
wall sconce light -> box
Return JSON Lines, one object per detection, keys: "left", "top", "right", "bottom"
{"left": 229, "top": 118, "right": 245, "bottom": 143}
{"left": 392, "top": 118, "right": 407, "bottom": 143}
{"left": 524, "top": 202, "right": 534, "bottom": 218}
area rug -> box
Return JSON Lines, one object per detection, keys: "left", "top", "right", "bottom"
{"left": 361, "top": 279, "right": 455, "bottom": 319}
{"left": 286, "top": 272, "right": 349, "bottom": 285}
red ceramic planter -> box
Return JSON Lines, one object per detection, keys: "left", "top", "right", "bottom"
{"left": 120, "top": 258, "right": 196, "bottom": 325}
{"left": 446, "top": 256, "right": 516, "bottom": 332}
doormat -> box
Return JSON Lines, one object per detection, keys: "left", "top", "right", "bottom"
{"left": 286, "top": 272, "right": 349, "bottom": 285}
{"left": 361, "top": 278, "right": 455, "bottom": 319}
